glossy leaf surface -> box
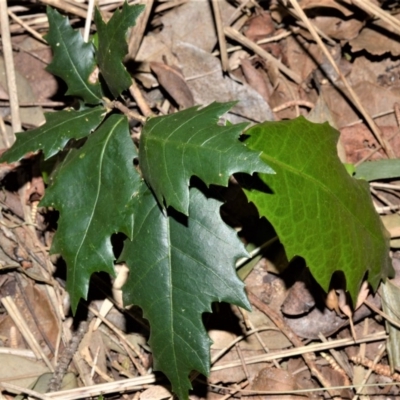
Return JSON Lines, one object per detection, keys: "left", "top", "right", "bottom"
{"left": 121, "top": 185, "right": 250, "bottom": 399}
{"left": 140, "top": 102, "right": 274, "bottom": 215}
{"left": 41, "top": 115, "right": 140, "bottom": 311}
{"left": 94, "top": 2, "right": 144, "bottom": 97}
{"left": 0, "top": 107, "right": 105, "bottom": 162}
{"left": 45, "top": 7, "right": 103, "bottom": 104}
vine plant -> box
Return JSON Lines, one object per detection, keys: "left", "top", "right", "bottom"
{"left": 0, "top": 3, "right": 392, "bottom": 399}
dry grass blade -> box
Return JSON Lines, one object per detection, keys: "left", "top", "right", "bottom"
{"left": 83, "top": 0, "right": 95, "bottom": 42}
{"left": 0, "top": 382, "right": 52, "bottom": 400}
{"left": 286, "top": 0, "right": 396, "bottom": 158}
{"left": 46, "top": 375, "right": 157, "bottom": 400}
{"left": 350, "top": 0, "right": 400, "bottom": 35}
{"left": 39, "top": 0, "right": 88, "bottom": 19}
{"left": 1, "top": 296, "right": 54, "bottom": 371}
{"left": 224, "top": 26, "right": 302, "bottom": 84}
{"left": 8, "top": 9, "right": 47, "bottom": 44}
{"left": 0, "top": 0, "right": 20, "bottom": 139}
{"left": 211, "top": 0, "right": 229, "bottom": 72}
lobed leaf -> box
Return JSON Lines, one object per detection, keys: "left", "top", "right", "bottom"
{"left": 45, "top": 7, "right": 103, "bottom": 104}
{"left": 243, "top": 116, "right": 392, "bottom": 301}
{"left": 0, "top": 107, "right": 106, "bottom": 163}
{"left": 139, "top": 102, "right": 274, "bottom": 215}
{"left": 121, "top": 184, "right": 250, "bottom": 399}
{"left": 94, "top": 2, "right": 145, "bottom": 98}
{"left": 41, "top": 114, "right": 141, "bottom": 311}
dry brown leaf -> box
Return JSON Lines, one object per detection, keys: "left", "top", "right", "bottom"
{"left": 300, "top": 0, "right": 354, "bottom": 17}
{"left": 381, "top": 214, "right": 400, "bottom": 239}
{"left": 350, "top": 13, "right": 400, "bottom": 56}
{"left": 244, "top": 10, "right": 275, "bottom": 41}
{"left": 240, "top": 58, "right": 271, "bottom": 103}
{"left": 13, "top": 36, "right": 58, "bottom": 103}
{"left": 246, "top": 367, "right": 307, "bottom": 400}
{"left": 284, "top": 35, "right": 322, "bottom": 82}
{"left": 173, "top": 41, "right": 274, "bottom": 122}
{"left": 311, "top": 14, "right": 363, "bottom": 40}
{"left": 339, "top": 124, "right": 399, "bottom": 163}
{"left": 150, "top": 61, "right": 194, "bottom": 109}
{"left": 140, "top": 385, "right": 172, "bottom": 400}
{"left": 0, "top": 354, "right": 49, "bottom": 388}
{"left": 322, "top": 81, "right": 400, "bottom": 129}
{"left": 281, "top": 280, "right": 315, "bottom": 316}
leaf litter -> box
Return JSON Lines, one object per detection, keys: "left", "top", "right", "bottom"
{"left": 0, "top": 0, "right": 400, "bottom": 399}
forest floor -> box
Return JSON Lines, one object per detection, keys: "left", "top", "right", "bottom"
{"left": 0, "top": 0, "right": 400, "bottom": 399}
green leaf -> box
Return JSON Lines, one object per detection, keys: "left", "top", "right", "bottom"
{"left": 45, "top": 7, "right": 103, "bottom": 104}
{"left": 139, "top": 102, "right": 274, "bottom": 215}
{"left": 355, "top": 159, "right": 400, "bottom": 181}
{"left": 121, "top": 184, "right": 250, "bottom": 399}
{"left": 243, "top": 117, "right": 392, "bottom": 301}
{"left": 41, "top": 114, "right": 141, "bottom": 311}
{"left": 94, "top": 2, "right": 144, "bottom": 98}
{"left": 0, "top": 107, "right": 106, "bottom": 163}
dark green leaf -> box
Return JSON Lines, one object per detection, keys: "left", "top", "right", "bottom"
{"left": 94, "top": 2, "right": 144, "bottom": 98}
{"left": 139, "top": 102, "right": 274, "bottom": 215}
{"left": 355, "top": 159, "right": 400, "bottom": 181}
{"left": 41, "top": 114, "right": 141, "bottom": 311}
{"left": 0, "top": 107, "right": 105, "bottom": 162}
{"left": 45, "top": 7, "right": 103, "bottom": 104}
{"left": 243, "top": 117, "right": 392, "bottom": 301}
{"left": 121, "top": 185, "right": 250, "bottom": 399}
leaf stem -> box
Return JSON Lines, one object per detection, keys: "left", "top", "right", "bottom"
{"left": 236, "top": 236, "right": 278, "bottom": 269}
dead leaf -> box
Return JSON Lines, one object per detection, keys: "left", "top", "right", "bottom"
{"left": 340, "top": 124, "right": 399, "bottom": 163}
{"left": 140, "top": 385, "right": 172, "bottom": 400}
{"left": 245, "top": 367, "right": 307, "bottom": 400}
{"left": 300, "top": 0, "right": 354, "bottom": 17}
{"left": 150, "top": 61, "right": 194, "bottom": 109}
{"left": 350, "top": 14, "right": 400, "bottom": 56}
{"left": 382, "top": 214, "right": 400, "bottom": 239}
{"left": 173, "top": 41, "right": 274, "bottom": 122}
{"left": 241, "top": 58, "right": 271, "bottom": 103}
{"left": 0, "top": 354, "right": 49, "bottom": 388}
{"left": 281, "top": 280, "right": 315, "bottom": 316}
{"left": 244, "top": 11, "right": 275, "bottom": 41}
{"left": 312, "top": 14, "right": 364, "bottom": 40}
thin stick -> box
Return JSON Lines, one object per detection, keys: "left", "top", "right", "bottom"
{"left": 39, "top": 0, "right": 88, "bottom": 19}
{"left": 286, "top": 0, "right": 396, "bottom": 158}
{"left": 211, "top": 0, "right": 229, "bottom": 72}
{"left": 351, "top": 0, "right": 400, "bottom": 36}
{"left": 83, "top": 0, "right": 96, "bottom": 42}
{"left": 0, "top": 382, "right": 51, "bottom": 400}
{"left": 113, "top": 100, "right": 146, "bottom": 123}
{"left": 46, "top": 375, "right": 157, "bottom": 400}
{"left": 8, "top": 10, "right": 47, "bottom": 44}
{"left": 1, "top": 296, "right": 54, "bottom": 371}
{"left": 352, "top": 342, "right": 386, "bottom": 400}
{"left": 0, "top": 0, "right": 20, "bottom": 139}
{"left": 224, "top": 26, "right": 302, "bottom": 84}
{"left": 129, "top": 78, "right": 153, "bottom": 117}
{"left": 247, "top": 290, "right": 338, "bottom": 397}
{"left": 212, "top": 29, "right": 295, "bottom": 56}
{"left": 273, "top": 100, "right": 314, "bottom": 113}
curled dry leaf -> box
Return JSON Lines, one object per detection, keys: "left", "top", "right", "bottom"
{"left": 150, "top": 61, "right": 194, "bottom": 109}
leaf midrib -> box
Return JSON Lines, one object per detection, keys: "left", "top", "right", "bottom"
{"left": 55, "top": 20, "right": 100, "bottom": 102}
{"left": 71, "top": 117, "right": 123, "bottom": 290}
